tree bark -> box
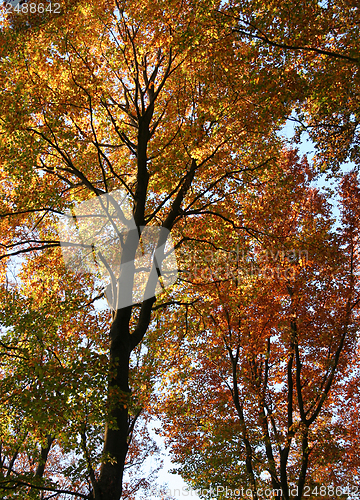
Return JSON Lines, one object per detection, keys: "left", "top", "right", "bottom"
{"left": 96, "top": 306, "right": 132, "bottom": 500}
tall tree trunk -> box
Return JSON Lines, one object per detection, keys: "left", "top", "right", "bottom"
{"left": 96, "top": 306, "right": 132, "bottom": 500}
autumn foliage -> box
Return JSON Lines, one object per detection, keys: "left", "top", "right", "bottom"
{"left": 153, "top": 152, "right": 360, "bottom": 499}
{"left": 0, "top": 0, "right": 359, "bottom": 499}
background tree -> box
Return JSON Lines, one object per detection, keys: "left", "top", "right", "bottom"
{"left": 153, "top": 151, "right": 360, "bottom": 499}
{"left": 220, "top": 0, "right": 360, "bottom": 172}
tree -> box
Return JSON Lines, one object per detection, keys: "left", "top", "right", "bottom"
{"left": 0, "top": 0, "right": 290, "bottom": 498}
{"left": 153, "top": 151, "right": 360, "bottom": 499}
{"left": 219, "top": 0, "right": 360, "bottom": 172}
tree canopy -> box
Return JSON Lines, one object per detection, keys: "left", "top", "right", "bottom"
{"left": 0, "top": 1, "right": 359, "bottom": 499}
